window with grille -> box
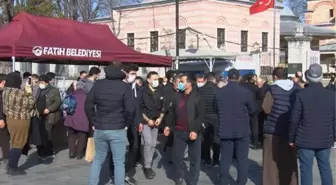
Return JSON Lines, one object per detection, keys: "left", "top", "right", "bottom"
{"left": 150, "top": 31, "right": 159, "bottom": 52}
{"left": 241, "top": 30, "right": 248, "bottom": 52}
{"left": 217, "top": 28, "right": 225, "bottom": 49}
{"left": 127, "top": 33, "right": 135, "bottom": 49}
{"left": 262, "top": 32, "right": 268, "bottom": 52}
{"left": 178, "top": 29, "right": 186, "bottom": 49}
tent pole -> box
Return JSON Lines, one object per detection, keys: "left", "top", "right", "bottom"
{"left": 11, "top": 56, "right": 15, "bottom": 72}
{"left": 209, "top": 57, "right": 214, "bottom": 72}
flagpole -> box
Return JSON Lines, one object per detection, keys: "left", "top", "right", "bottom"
{"left": 272, "top": 1, "right": 276, "bottom": 68}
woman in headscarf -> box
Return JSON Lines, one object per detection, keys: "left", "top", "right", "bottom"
{"left": 64, "top": 80, "right": 89, "bottom": 160}
{"left": 2, "top": 72, "right": 35, "bottom": 176}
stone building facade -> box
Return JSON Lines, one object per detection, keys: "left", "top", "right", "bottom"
{"left": 94, "top": 0, "right": 281, "bottom": 62}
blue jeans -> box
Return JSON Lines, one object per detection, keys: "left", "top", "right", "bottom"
{"left": 298, "top": 148, "right": 333, "bottom": 185}
{"left": 88, "top": 129, "right": 127, "bottom": 185}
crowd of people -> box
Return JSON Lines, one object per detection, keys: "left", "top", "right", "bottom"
{"left": 0, "top": 63, "right": 334, "bottom": 185}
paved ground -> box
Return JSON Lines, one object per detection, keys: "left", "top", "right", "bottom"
{"left": 0, "top": 141, "right": 335, "bottom": 185}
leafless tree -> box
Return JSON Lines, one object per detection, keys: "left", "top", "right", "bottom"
{"left": 77, "top": 0, "right": 103, "bottom": 22}
{"left": 0, "top": 0, "right": 14, "bottom": 25}
{"left": 101, "top": 0, "right": 124, "bottom": 36}
{"left": 286, "top": 0, "right": 307, "bottom": 22}
{"left": 101, "top": 0, "right": 142, "bottom": 36}
{"left": 0, "top": 0, "right": 14, "bottom": 73}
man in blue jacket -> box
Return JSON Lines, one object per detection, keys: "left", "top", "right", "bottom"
{"left": 262, "top": 67, "right": 299, "bottom": 185}
{"left": 289, "top": 64, "right": 335, "bottom": 185}
{"left": 215, "top": 69, "right": 256, "bottom": 185}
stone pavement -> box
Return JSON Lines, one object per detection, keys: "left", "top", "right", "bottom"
{"left": 0, "top": 144, "right": 335, "bottom": 185}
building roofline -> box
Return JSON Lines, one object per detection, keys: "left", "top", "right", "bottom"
{"left": 91, "top": 0, "right": 283, "bottom": 22}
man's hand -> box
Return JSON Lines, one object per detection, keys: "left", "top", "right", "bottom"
{"left": 154, "top": 118, "right": 162, "bottom": 127}
{"left": 92, "top": 126, "right": 95, "bottom": 131}
{"left": 189, "top": 132, "right": 197, "bottom": 141}
{"left": 138, "top": 123, "right": 144, "bottom": 132}
{"left": 147, "top": 120, "right": 155, "bottom": 127}
{"left": 0, "top": 120, "right": 5, "bottom": 129}
{"left": 164, "top": 127, "right": 170, "bottom": 136}
{"left": 44, "top": 109, "right": 50, "bottom": 115}
{"left": 289, "top": 143, "right": 295, "bottom": 148}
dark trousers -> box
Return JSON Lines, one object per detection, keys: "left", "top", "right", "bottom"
{"left": 220, "top": 137, "right": 249, "bottom": 185}
{"left": 201, "top": 119, "right": 220, "bottom": 163}
{"left": 249, "top": 115, "right": 259, "bottom": 146}
{"left": 68, "top": 127, "right": 87, "bottom": 156}
{"left": 298, "top": 148, "right": 333, "bottom": 185}
{"left": 0, "top": 128, "right": 10, "bottom": 161}
{"left": 173, "top": 131, "right": 201, "bottom": 185}
{"left": 37, "top": 122, "right": 54, "bottom": 157}
{"left": 257, "top": 112, "right": 266, "bottom": 144}
{"left": 125, "top": 125, "right": 141, "bottom": 176}
{"left": 110, "top": 126, "right": 141, "bottom": 177}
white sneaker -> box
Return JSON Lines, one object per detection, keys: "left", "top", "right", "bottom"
{"left": 332, "top": 143, "right": 336, "bottom": 149}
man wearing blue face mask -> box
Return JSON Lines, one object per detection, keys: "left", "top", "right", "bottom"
{"left": 138, "top": 71, "right": 165, "bottom": 180}
{"left": 164, "top": 74, "right": 205, "bottom": 185}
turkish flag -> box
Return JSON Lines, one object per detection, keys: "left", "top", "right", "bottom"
{"left": 250, "top": 0, "right": 274, "bottom": 15}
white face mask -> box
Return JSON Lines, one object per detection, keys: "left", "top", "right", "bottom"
{"left": 152, "top": 80, "right": 159, "bottom": 88}
{"left": 162, "top": 82, "right": 167, "bottom": 86}
{"left": 127, "top": 75, "right": 136, "bottom": 83}
{"left": 197, "top": 82, "right": 205, "bottom": 88}
{"left": 39, "top": 84, "right": 46, "bottom": 89}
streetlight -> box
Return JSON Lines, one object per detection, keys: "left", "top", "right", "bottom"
{"left": 175, "top": 0, "right": 179, "bottom": 70}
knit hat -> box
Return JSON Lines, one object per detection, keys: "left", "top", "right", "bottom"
{"left": 306, "top": 64, "right": 323, "bottom": 83}
{"left": 76, "top": 80, "right": 85, "bottom": 90}
{"left": 5, "top": 72, "right": 22, "bottom": 89}
{"left": 39, "top": 75, "right": 50, "bottom": 83}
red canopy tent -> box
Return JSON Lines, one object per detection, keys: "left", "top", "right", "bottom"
{"left": 0, "top": 12, "right": 172, "bottom": 67}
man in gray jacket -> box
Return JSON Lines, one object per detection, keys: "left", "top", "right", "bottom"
{"left": 84, "top": 67, "right": 101, "bottom": 93}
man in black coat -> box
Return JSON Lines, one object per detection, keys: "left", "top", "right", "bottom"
{"left": 164, "top": 74, "right": 205, "bottom": 185}
{"left": 289, "top": 64, "right": 335, "bottom": 185}
{"left": 86, "top": 64, "right": 135, "bottom": 185}
{"left": 163, "top": 74, "right": 181, "bottom": 163}
{"left": 198, "top": 72, "right": 220, "bottom": 166}
{"left": 241, "top": 73, "right": 260, "bottom": 149}
{"left": 0, "top": 74, "right": 9, "bottom": 166}
{"left": 216, "top": 69, "right": 256, "bottom": 185}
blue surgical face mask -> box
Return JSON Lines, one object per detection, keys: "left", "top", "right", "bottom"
{"left": 177, "top": 82, "right": 185, "bottom": 91}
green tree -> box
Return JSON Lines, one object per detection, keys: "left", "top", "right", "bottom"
{"left": 15, "top": 0, "right": 55, "bottom": 17}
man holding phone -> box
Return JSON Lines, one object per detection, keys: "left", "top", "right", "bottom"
{"left": 164, "top": 74, "right": 205, "bottom": 185}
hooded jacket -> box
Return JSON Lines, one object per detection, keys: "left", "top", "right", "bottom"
{"left": 262, "top": 79, "right": 299, "bottom": 136}
{"left": 84, "top": 65, "right": 135, "bottom": 130}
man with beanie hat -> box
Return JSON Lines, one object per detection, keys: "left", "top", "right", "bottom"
{"left": 86, "top": 64, "right": 134, "bottom": 185}
{"left": 289, "top": 64, "right": 335, "bottom": 185}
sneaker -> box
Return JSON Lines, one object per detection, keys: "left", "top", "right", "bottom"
{"left": 204, "top": 160, "right": 212, "bottom": 167}
{"left": 175, "top": 178, "right": 184, "bottom": 185}
{"left": 332, "top": 143, "right": 336, "bottom": 149}
{"left": 212, "top": 161, "right": 220, "bottom": 167}
{"left": 38, "top": 154, "right": 55, "bottom": 161}
{"left": 109, "top": 177, "right": 115, "bottom": 185}
{"left": 6, "top": 167, "right": 27, "bottom": 176}
{"left": 125, "top": 176, "right": 138, "bottom": 185}
{"left": 143, "top": 168, "right": 156, "bottom": 179}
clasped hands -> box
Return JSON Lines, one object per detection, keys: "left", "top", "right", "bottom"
{"left": 163, "top": 127, "right": 197, "bottom": 141}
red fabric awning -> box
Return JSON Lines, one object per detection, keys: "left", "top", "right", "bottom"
{"left": 0, "top": 12, "right": 172, "bottom": 67}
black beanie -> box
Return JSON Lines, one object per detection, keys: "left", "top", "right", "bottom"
{"left": 5, "top": 72, "right": 22, "bottom": 89}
